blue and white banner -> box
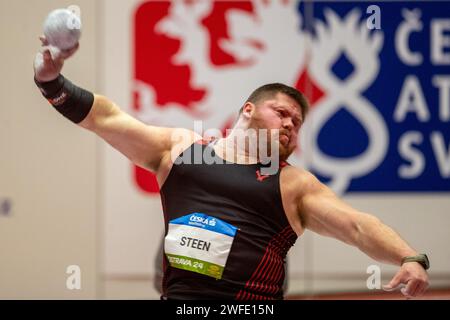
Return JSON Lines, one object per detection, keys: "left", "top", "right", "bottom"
{"left": 298, "top": 1, "right": 450, "bottom": 193}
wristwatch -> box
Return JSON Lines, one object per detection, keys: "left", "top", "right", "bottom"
{"left": 401, "top": 253, "right": 430, "bottom": 270}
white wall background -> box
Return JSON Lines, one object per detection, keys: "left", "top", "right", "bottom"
{"left": 0, "top": 0, "right": 99, "bottom": 299}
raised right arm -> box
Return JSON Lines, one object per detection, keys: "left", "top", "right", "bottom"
{"left": 78, "top": 94, "right": 196, "bottom": 172}
{"left": 33, "top": 36, "right": 199, "bottom": 175}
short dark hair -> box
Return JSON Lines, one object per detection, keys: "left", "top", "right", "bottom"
{"left": 239, "top": 83, "right": 309, "bottom": 120}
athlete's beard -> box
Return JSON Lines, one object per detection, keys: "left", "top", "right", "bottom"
{"left": 247, "top": 116, "right": 295, "bottom": 162}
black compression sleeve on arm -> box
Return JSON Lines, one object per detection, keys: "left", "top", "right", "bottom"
{"left": 34, "top": 74, "right": 94, "bottom": 124}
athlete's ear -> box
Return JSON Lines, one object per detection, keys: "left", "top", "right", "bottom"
{"left": 241, "top": 102, "right": 255, "bottom": 120}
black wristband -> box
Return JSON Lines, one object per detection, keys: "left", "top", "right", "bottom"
{"left": 34, "top": 74, "right": 94, "bottom": 124}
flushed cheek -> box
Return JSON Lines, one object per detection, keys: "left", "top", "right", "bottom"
{"left": 263, "top": 114, "right": 282, "bottom": 128}
{"left": 289, "top": 133, "right": 298, "bottom": 148}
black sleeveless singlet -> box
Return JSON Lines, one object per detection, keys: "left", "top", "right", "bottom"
{"left": 160, "top": 140, "right": 298, "bottom": 300}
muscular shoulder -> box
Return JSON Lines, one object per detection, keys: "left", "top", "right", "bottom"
{"left": 279, "top": 166, "right": 330, "bottom": 235}
{"left": 168, "top": 128, "right": 203, "bottom": 158}
{"left": 280, "top": 165, "right": 321, "bottom": 196}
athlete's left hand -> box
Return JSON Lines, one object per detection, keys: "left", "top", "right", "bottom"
{"left": 383, "top": 262, "right": 429, "bottom": 298}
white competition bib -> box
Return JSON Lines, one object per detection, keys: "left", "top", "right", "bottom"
{"left": 165, "top": 213, "right": 238, "bottom": 279}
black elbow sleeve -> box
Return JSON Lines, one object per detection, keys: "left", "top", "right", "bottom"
{"left": 34, "top": 74, "right": 94, "bottom": 124}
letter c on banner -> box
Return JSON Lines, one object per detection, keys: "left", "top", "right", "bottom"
{"left": 395, "top": 9, "right": 423, "bottom": 66}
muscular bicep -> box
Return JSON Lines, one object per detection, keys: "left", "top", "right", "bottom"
{"left": 79, "top": 95, "right": 195, "bottom": 172}
{"left": 299, "top": 173, "right": 363, "bottom": 246}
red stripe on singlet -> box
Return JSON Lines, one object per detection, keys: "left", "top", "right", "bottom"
{"left": 266, "top": 255, "right": 283, "bottom": 294}
{"left": 248, "top": 228, "right": 291, "bottom": 292}
{"left": 236, "top": 226, "right": 294, "bottom": 299}
{"left": 262, "top": 243, "right": 284, "bottom": 294}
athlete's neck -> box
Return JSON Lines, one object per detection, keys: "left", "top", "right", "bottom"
{"left": 214, "top": 131, "right": 259, "bottom": 164}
